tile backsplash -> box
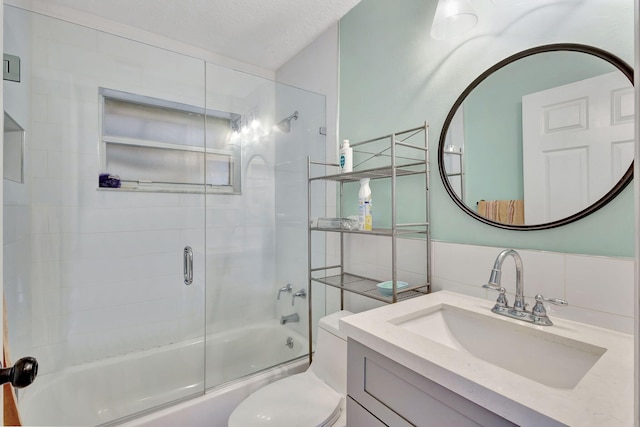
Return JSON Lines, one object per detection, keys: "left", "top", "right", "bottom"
{"left": 341, "top": 237, "right": 634, "bottom": 334}
{"left": 432, "top": 241, "right": 634, "bottom": 334}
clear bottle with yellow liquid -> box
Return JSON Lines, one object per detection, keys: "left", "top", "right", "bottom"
{"left": 357, "top": 178, "right": 372, "bottom": 231}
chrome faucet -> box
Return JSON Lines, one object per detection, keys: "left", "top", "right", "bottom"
{"left": 487, "top": 249, "right": 526, "bottom": 312}
{"left": 483, "top": 249, "right": 568, "bottom": 326}
{"left": 280, "top": 313, "right": 300, "bottom": 325}
{"left": 277, "top": 284, "right": 293, "bottom": 300}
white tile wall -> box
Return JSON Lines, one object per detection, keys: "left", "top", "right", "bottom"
{"left": 339, "top": 237, "right": 633, "bottom": 334}
{"left": 565, "top": 255, "right": 634, "bottom": 318}
{"left": 344, "top": 234, "right": 430, "bottom": 284}
{"left": 432, "top": 241, "right": 634, "bottom": 334}
{"left": 342, "top": 234, "right": 430, "bottom": 313}
{"left": 4, "top": 7, "right": 320, "bottom": 375}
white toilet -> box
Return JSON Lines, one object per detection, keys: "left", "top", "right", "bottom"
{"left": 228, "top": 310, "right": 352, "bottom": 427}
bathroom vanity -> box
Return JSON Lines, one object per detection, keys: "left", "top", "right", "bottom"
{"left": 346, "top": 340, "right": 521, "bottom": 426}
{"left": 340, "top": 291, "right": 634, "bottom": 426}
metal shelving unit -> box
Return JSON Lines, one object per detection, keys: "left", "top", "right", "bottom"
{"left": 307, "top": 123, "right": 431, "bottom": 308}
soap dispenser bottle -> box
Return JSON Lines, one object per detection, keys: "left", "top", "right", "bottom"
{"left": 339, "top": 139, "right": 353, "bottom": 173}
{"left": 358, "top": 178, "right": 372, "bottom": 231}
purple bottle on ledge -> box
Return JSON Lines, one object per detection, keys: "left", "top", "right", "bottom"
{"left": 99, "top": 173, "right": 121, "bottom": 188}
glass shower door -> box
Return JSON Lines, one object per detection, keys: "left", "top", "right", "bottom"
{"left": 204, "top": 62, "right": 326, "bottom": 389}
{"left": 3, "top": 7, "right": 207, "bottom": 425}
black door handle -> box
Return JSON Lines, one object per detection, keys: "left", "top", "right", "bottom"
{"left": 0, "top": 357, "right": 38, "bottom": 388}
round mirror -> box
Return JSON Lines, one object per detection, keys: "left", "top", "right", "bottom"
{"left": 438, "top": 44, "right": 634, "bottom": 230}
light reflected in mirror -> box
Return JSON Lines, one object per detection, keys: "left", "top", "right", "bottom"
{"left": 439, "top": 44, "right": 634, "bottom": 230}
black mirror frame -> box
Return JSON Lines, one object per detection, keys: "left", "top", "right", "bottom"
{"left": 437, "top": 43, "right": 634, "bottom": 230}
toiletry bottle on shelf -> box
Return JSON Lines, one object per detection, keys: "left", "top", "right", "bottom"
{"left": 339, "top": 139, "right": 353, "bottom": 173}
{"left": 358, "top": 178, "right": 372, "bottom": 231}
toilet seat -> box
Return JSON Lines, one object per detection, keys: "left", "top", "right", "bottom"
{"left": 228, "top": 371, "right": 342, "bottom": 427}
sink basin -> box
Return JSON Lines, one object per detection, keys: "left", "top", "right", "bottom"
{"left": 390, "top": 303, "right": 606, "bottom": 389}
{"left": 340, "top": 291, "right": 634, "bottom": 426}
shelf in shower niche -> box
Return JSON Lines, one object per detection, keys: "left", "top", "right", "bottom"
{"left": 311, "top": 272, "right": 430, "bottom": 303}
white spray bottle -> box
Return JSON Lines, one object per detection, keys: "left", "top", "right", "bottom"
{"left": 339, "top": 140, "right": 353, "bottom": 173}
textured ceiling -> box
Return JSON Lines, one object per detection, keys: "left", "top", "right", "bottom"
{"left": 42, "top": 0, "right": 361, "bottom": 71}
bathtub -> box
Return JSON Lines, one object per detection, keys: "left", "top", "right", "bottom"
{"left": 19, "top": 322, "right": 308, "bottom": 426}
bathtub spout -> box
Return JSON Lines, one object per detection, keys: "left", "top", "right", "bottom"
{"left": 280, "top": 313, "right": 299, "bottom": 325}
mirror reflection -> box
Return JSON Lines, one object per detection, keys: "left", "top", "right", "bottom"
{"left": 440, "top": 46, "right": 634, "bottom": 229}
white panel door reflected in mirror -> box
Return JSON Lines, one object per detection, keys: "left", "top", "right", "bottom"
{"left": 522, "top": 71, "right": 634, "bottom": 224}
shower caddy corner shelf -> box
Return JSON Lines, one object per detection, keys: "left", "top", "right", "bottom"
{"left": 307, "top": 122, "right": 431, "bottom": 307}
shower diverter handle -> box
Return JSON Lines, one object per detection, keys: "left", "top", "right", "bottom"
{"left": 184, "top": 246, "right": 193, "bottom": 286}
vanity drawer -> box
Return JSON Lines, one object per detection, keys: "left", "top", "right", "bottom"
{"left": 347, "top": 396, "right": 387, "bottom": 426}
{"left": 347, "top": 339, "right": 516, "bottom": 427}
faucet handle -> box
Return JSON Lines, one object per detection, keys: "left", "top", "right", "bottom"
{"left": 535, "top": 294, "right": 568, "bottom": 306}
{"left": 292, "top": 289, "right": 307, "bottom": 306}
{"left": 483, "top": 284, "right": 509, "bottom": 308}
{"left": 277, "top": 284, "right": 293, "bottom": 300}
{"left": 532, "top": 294, "right": 568, "bottom": 318}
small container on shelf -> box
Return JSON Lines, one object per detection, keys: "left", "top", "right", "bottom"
{"left": 316, "top": 217, "right": 358, "bottom": 230}
{"left": 376, "top": 281, "right": 409, "bottom": 296}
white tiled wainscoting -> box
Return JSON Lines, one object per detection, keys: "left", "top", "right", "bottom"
{"left": 432, "top": 241, "right": 634, "bottom": 334}
{"left": 337, "top": 237, "right": 634, "bottom": 334}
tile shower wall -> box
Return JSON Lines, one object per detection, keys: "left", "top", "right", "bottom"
{"left": 5, "top": 6, "right": 327, "bottom": 379}
{"left": 4, "top": 7, "right": 215, "bottom": 374}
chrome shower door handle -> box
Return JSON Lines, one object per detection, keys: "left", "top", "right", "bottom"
{"left": 184, "top": 246, "right": 193, "bottom": 286}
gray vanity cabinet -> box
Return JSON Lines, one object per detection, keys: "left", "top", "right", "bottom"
{"left": 347, "top": 396, "right": 387, "bottom": 426}
{"left": 346, "top": 339, "right": 517, "bottom": 427}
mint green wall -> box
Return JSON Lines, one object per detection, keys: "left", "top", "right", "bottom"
{"left": 339, "top": 0, "right": 634, "bottom": 257}
{"left": 463, "top": 52, "right": 617, "bottom": 206}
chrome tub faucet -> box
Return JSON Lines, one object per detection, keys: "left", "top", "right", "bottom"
{"left": 280, "top": 313, "right": 300, "bottom": 325}
{"left": 483, "top": 249, "right": 567, "bottom": 326}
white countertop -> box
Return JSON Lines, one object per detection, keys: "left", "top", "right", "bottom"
{"left": 339, "top": 290, "right": 634, "bottom": 426}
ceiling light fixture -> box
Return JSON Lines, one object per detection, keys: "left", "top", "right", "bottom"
{"left": 430, "top": 0, "right": 479, "bottom": 40}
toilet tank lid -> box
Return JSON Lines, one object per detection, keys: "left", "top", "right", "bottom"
{"left": 318, "top": 310, "right": 352, "bottom": 340}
